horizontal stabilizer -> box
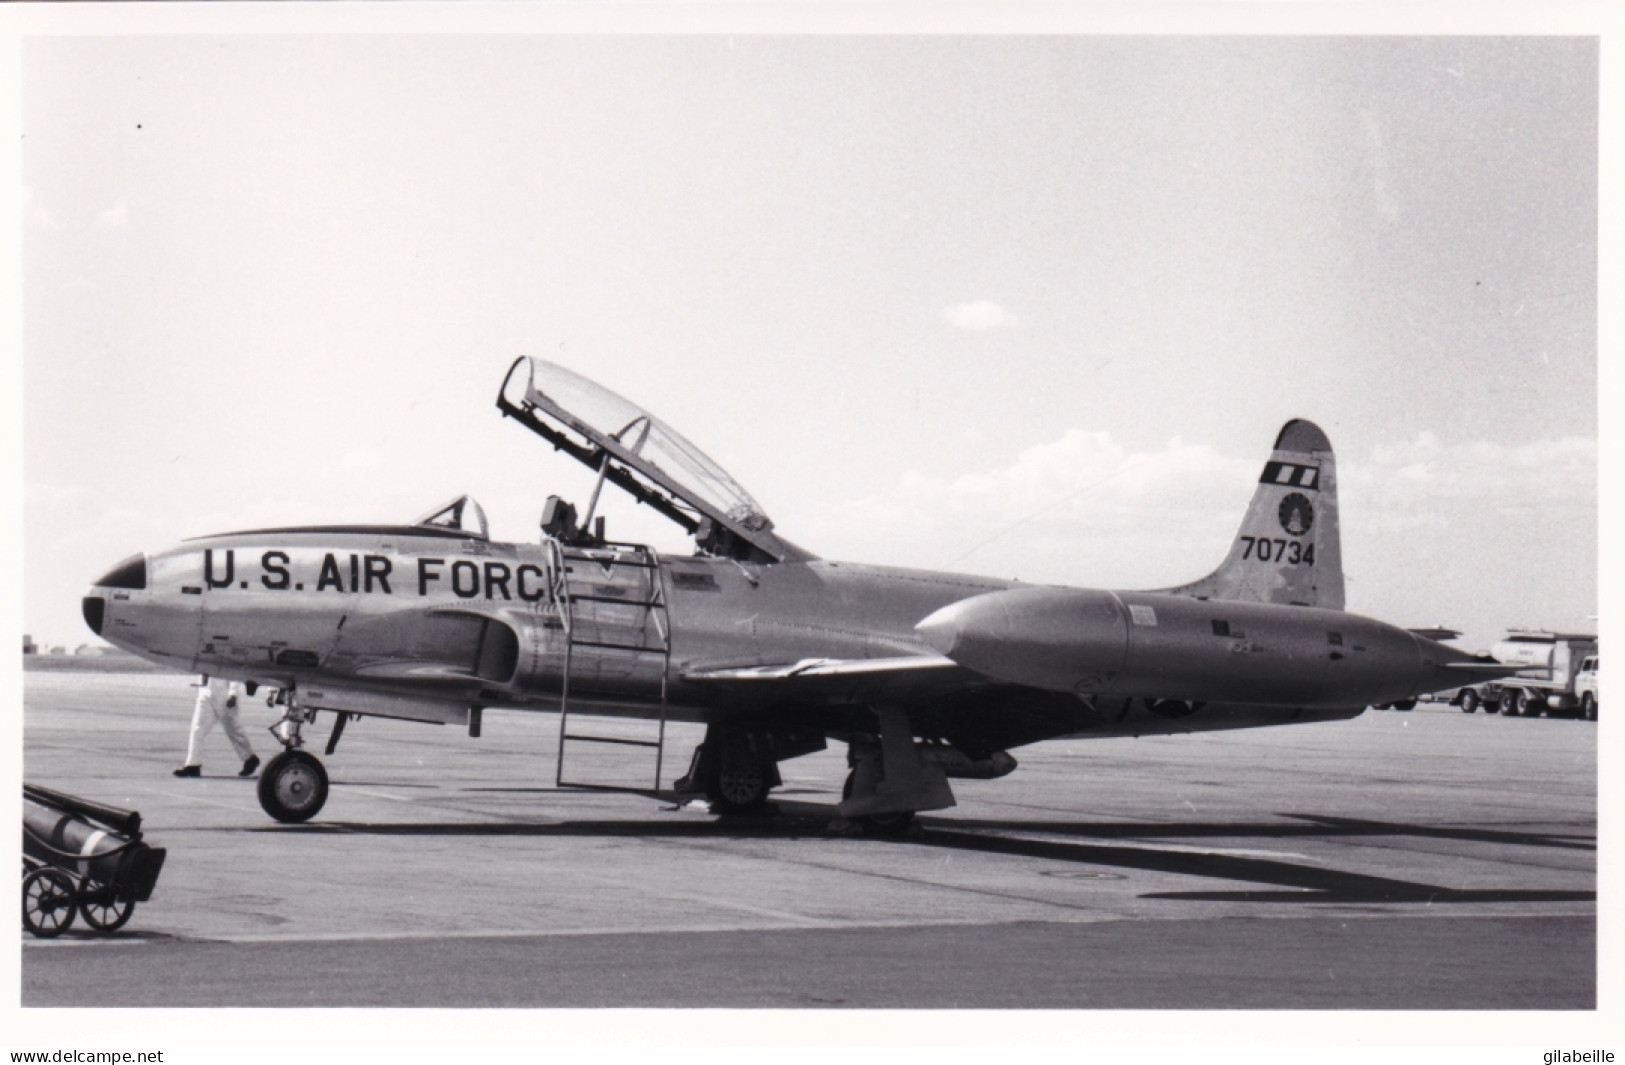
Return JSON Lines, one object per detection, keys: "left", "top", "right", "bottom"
{"left": 1409, "top": 627, "right": 1463, "bottom": 642}
{"left": 1441, "top": 660, "right": 1524, "bottom": 676}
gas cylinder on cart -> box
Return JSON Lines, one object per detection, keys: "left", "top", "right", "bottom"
{"left": 22, "top": 786, "right": 166, "bottom": 901}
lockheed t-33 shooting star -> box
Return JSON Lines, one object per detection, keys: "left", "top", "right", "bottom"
{"left": 83, "top": 358, "right": 1513, "bottom": 832}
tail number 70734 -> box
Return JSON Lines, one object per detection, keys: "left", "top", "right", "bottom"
{"left": 1241, "top": 536, "right": 1315, "bottom": 566}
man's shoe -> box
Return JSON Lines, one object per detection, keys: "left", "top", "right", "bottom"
{"left": 173, "top": 765, "right": 202, "bottom": 778}
{"left": 239, "top": 755, "right": 260, "bottom": 777}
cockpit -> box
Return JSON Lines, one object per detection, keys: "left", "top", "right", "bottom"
{"left": 496, "top": 358, "right": 813, "bottom": 563}
{"left": 412, "top": 495, "right": 489, "bottom": 541}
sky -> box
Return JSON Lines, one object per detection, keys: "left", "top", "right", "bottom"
{"left": 20, "top": 31, "right": 1598, "bottom": 655}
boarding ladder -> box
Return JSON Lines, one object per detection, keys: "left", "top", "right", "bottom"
{"left": 547, "top": 539, "right": 672, "bottom": 792}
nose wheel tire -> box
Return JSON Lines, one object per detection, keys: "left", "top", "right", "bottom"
{"left": 258, "top": 750, "right": 330, "bottom": 824}
{"left": 710, "top": 763, "right": 769, "bottom": 814}
{"left": 23, "top": 867, "right": 79, "bottom": 938}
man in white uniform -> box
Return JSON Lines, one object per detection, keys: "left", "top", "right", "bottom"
{"left": 173, "top": 675, "right": 260, "bottom": 778}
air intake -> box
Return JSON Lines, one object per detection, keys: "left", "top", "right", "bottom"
{"left": 82, "top": 596, "right": 105, "bottom": 636}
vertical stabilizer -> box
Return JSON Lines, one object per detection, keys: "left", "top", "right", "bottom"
{"left": 1160, "top": 419, "right": 1344, "bottom": 610}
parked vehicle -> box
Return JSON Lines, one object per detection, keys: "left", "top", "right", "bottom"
{"left": 1427, "top": 633, "right": 1597, "bottom": 719}
{"left": 1574, "top": 654, "right": 1599, "bottom": 721}
{"left": 1476, "top": 631, "right": 1598, "bottom": 719}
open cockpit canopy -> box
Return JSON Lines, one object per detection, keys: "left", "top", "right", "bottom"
{"left": 497, "top": 357, "right": 810, "bottom": 562}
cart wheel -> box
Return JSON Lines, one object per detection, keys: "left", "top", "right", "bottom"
{"left": 78, "top": 881, "right": 135, "bottom": 933}
{"left": 23, "top": 867, "right": 79, "bottom": 938}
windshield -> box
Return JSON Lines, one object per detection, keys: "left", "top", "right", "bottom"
{"left": 517, "top": 360, "right": 770, "bottom": 530}
{"left": 412, "top": 495, "right": 489, "bottom": 540}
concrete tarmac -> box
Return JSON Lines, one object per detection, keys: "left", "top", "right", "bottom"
{"left": 21, "top": 673, "right": 1596, "bottom": 1008}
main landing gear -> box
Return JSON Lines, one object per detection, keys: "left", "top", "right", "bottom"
{"left": 836, "top": 707, "right": 956, "bottom": 838}
{"left": 674, "top": 726, "right": 783, "bottom": 814}
{"left": 257, "top": 688, "right": 332, "bottom": 824}
{"left": 675, "top": 712, "right": 962, "bottom": 836}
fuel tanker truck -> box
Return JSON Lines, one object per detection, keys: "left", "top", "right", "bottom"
{"left": 1449, "top": 630, "right": 1599, "bottom": 720}
{"left": 22, "top": 783, "right": 166, "bottom": 937}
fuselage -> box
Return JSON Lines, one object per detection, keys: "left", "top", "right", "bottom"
{"left": 84, "top": 524, "right": 1475, "bottom": 741}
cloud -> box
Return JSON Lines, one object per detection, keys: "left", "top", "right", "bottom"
{"left": 795, "top": 427, "right": 1597, "bottom": 595}
{"left": 943, "top": 300, "right": 1017, "bottom": 331}
{"left": 802, "top": 430, "right": 1253, "bottom": 586}
{"left": 1346, "top": 432, "right": 1595, "bottom": 520}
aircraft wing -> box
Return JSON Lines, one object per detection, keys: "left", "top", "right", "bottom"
{"left": 682, "top": 654, "right": 983, "bottom": 701}
{"left": 684, "top": 654, "right": 1101, "bottom": 755}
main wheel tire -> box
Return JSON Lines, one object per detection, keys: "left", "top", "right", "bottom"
{"left": 23, "top": 867, "right": 78, "bottom": 938}
{"left": 709, "top": 762, "right": 769, "bottom": 814}
{"left": 1460, "top": 689, "right": 1480, "bottom": 713}
{"left": 257, "top": 750, "right": 330, "bottom": 824}
{"left": 840, "top": 771, "right": 918, "bottom": 837}
{"left": 1393, "top": 699, "right": 1416, "bottom": 712}
{"left": 857, "top": 811, "right": 917, "bottom": 837}
{"left": 1499, "top": 690, "right": 1519, "bottom": 716}
{"left": 78, "top": 881, "right": 135, "bottom": 933}
{"left": 1582, "top": 692, "right": 1597, "bottom": 721}
{"left": 1516, "top": 690, "right": 1543, "bottom": 717}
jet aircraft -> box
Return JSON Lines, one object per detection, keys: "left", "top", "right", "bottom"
{"left": 83, "top": 358, "right": 1514, "bottom": 831}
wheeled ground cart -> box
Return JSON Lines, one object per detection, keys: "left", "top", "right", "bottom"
{"left": 22, "top": 784, "right": 166, "bottom": 938}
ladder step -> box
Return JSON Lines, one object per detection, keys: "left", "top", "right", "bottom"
{"left": 563, "top": 559, "right": 659, "bottom": 570}
{"left": 556, "top": 781, "right": 663, "bottom": 794}
{"left": 567, "top": 639, "right": 666, "bottom": 653}
{"left": 568, "top": 593, "right": 663, "bottom": 606}
{"left": 561, "top": 733, "right": 664, "bottom": 749}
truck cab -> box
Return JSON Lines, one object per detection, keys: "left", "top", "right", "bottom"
{"left": 1574, "top": 654, "right": 1599, "bottom": 721}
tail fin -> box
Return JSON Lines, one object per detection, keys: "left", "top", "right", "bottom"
{"left": 1162, "top": 418, "right": 1344, "bottom": 609}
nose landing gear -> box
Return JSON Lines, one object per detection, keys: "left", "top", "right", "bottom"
{"left": 258, "top": 687, "right": 331, "bottom": 824}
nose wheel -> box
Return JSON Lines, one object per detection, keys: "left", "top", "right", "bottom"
{"left": 257, "top": 749, "right": 330, "bottom": 824}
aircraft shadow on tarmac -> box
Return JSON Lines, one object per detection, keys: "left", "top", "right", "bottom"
{"left": 256, "top": 799, "right": 1595, "bottom": 908}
